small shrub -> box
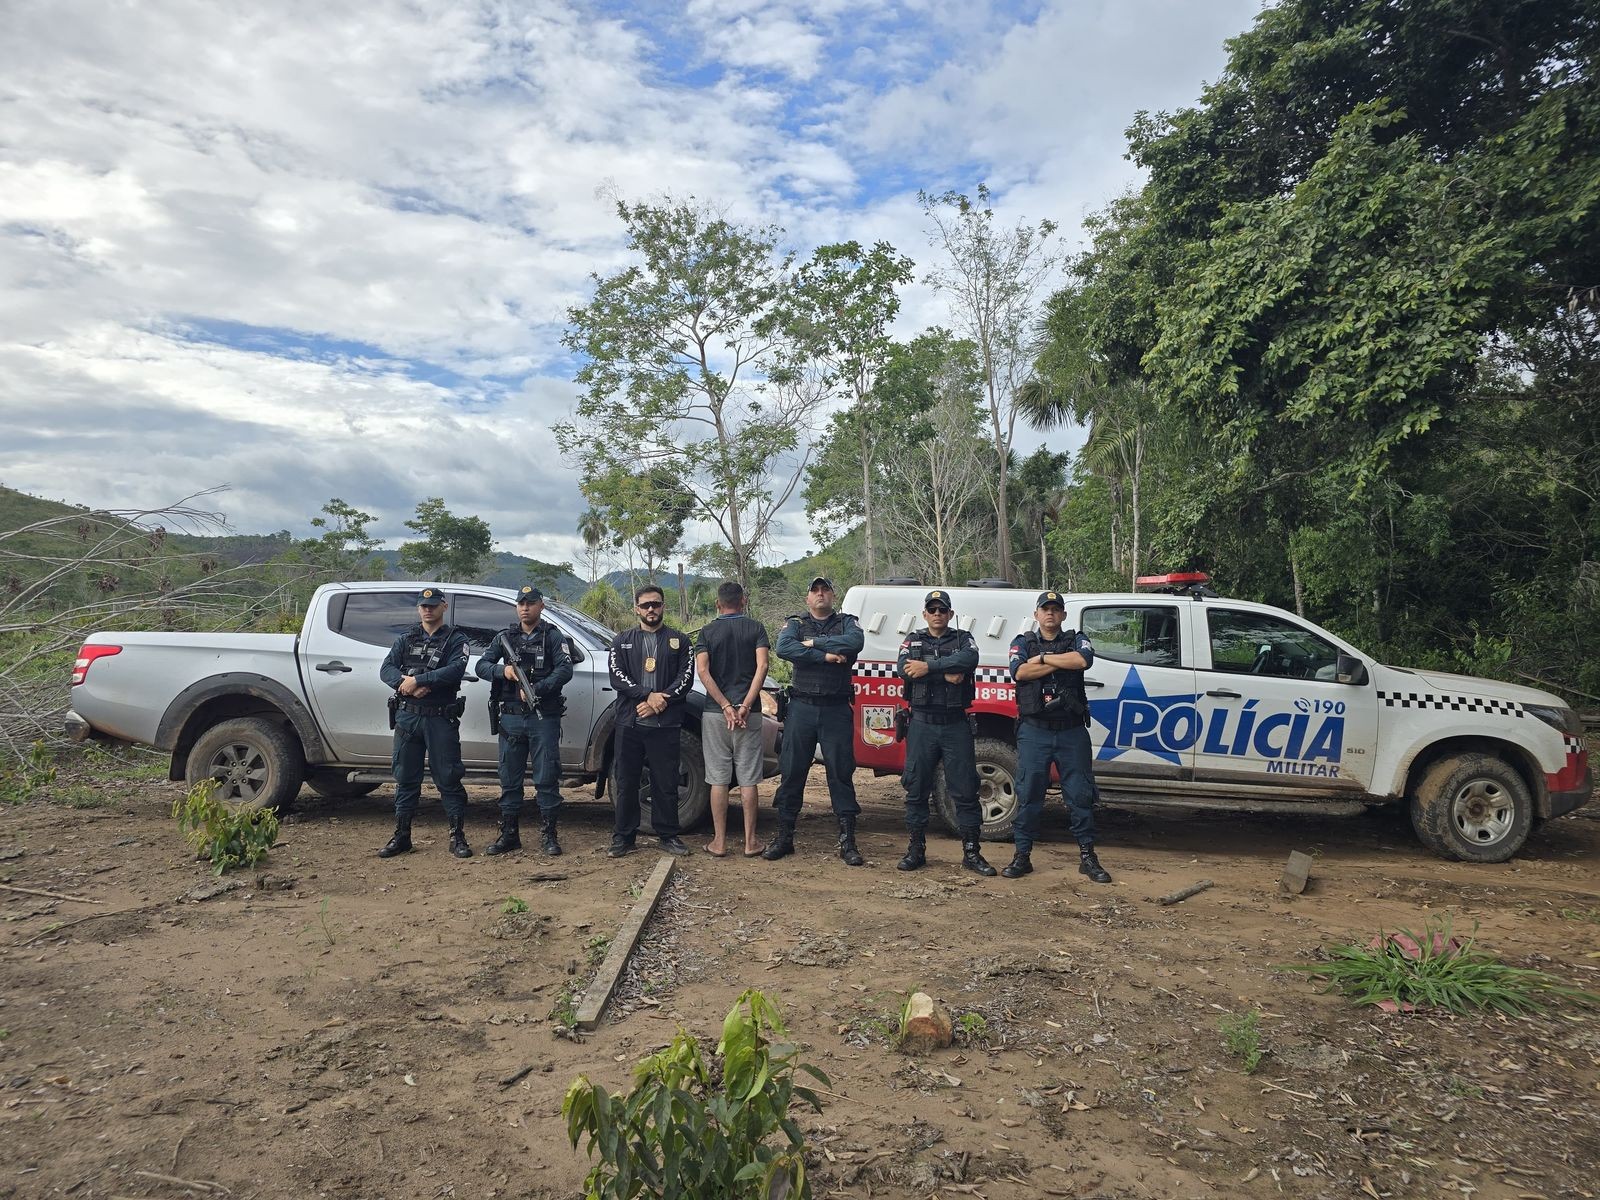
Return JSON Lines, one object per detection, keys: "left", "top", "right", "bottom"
{"left": 954, "top": 1012, "right": 990, "bottom": 1045}
{"left": 563, "top": 989, "right": 827, "bottom": 1200}
{"left": 1285, "top": 915, "right": 1600, "bottom": 1015}
{"left": 172, "top": 778, "right": 279, "bottom": 875}
{"left": 501, "top": 896, "right": 530, "bottom": 915}
{"left": 1219, "top": 1009, "right": 1263, "bottom": 1073}
{"left": 551, "top": 983, "right": 581, "bottom": 1036}
{"left": 585, "top": 934, "right": 611, "bottom": 965}
{"left": 1, "top": 741, "right": 57, "bottom": 804}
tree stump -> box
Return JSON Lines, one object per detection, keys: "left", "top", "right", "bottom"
{"left": 899, "top": 992, "right": 953, "bottom": 1054}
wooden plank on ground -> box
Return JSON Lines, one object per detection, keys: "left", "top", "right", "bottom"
{"left": 1280, "top": 850, "right": 1313, "bottom": 895}
{"left": 574, "top": 856, "right": 677, "bottom": 1031}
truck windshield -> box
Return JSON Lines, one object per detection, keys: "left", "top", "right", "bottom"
{"left": 550, "top": 603, "right": 613, "bottom": 650}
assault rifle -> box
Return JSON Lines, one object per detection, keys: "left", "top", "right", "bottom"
{"left": 488, "top": 630, "right": 540, "bottom": 735}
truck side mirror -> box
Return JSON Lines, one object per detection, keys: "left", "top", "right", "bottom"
{"left": 1335, "top": 653, "right": 1368, "bottom": 686}
{"left": 565, "top": 638, "right": 585, "bottom": 665}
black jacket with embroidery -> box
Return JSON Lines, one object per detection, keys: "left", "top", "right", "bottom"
{"left": 608, "top": 623, "right": 695, "bottom": 729}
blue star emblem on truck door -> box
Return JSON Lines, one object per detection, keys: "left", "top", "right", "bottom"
{"left": 1088, "top": 667, "right": 1203, "bottom": 764}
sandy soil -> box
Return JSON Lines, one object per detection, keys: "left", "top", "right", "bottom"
{"left": 2, "top": 762, "right": 1598, "bottom": 1200}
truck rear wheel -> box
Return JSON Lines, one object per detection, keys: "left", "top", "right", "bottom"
{"left": 611, "top": 730, "right": 710, "bottom": 835}
{"left": 1409, "top": 753, "right": 1533, "bottom": 863}
{"left": 933, "top": 737, "right": 1019, "bottom": 842}
{"left": 184, "top": 717, "right": 305, "bottom": 812}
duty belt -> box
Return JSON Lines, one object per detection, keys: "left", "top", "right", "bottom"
{"left": 911, "top": 709, "right": 967, "bottom": 725}
{"left": 498, "top": 701, "right": 536, "bottom": 715}
{"left": 790, "top": 692, "right": 851, "bottom": 706}
{"left": 394, "top": 698, "right": 452, "bottom": 717}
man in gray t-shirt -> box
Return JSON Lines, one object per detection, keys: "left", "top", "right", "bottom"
{"left": 694, "top": 581, "right": 770, "bottom": 856}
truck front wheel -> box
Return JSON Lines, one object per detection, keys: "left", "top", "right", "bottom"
{"left": 1409, "top": 753, "right": 1533, "bottom": 863}
{"left": 933, "top": 737, "right": 1019, "bottom": 842}
{"left": 185, "top": 717, "right": 305, "bottom": 812}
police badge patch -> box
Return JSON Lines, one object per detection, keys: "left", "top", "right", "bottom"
{"left": 669, "top": 637, "right": 680, "bottom": 650}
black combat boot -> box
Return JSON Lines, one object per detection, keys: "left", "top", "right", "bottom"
{"left": 1000, "top": 850, "right": 1033, "bottom": 879}
{"left": 484, "top": 816, "right": 521, "bottom": 856}
{"left": 378, "top": 817, "right": 413, "bottom": 859}
{"left": 897, "top": 831, "right": 926, "bottom": 872}
{"left": 448, "top": 819, "right": 474, "bottom": 859}
{"left": 760, "top": 821, "right": 796, "bottom": 861}
{"left": 1078, "top": 845, "right": 1112, "bottom": 884}
{"left": 837, "top": 815, "right": 865, "bottom": 867}
{"left": 539, "top": 814, "right": 562, "bottom": 856}
{"left": 960, "top": 828, "right": 997, "bottom": 877}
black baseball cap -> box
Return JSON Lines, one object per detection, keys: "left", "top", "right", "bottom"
{"left": 1036, "top": 590, "right": 1065, "bottom": 609}
{"left": 515, "top": 585, "right": 544, "bottom": 604}
{"left": 413, "top": 587, "right": 446, "bottom": 607}
{"left": 924, "top": 589, "right": 952, "bottom": 610}
{"left": 809, "top": 576, "right": 834, "bottom": 592}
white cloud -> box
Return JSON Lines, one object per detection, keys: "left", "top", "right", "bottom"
{"left": 0, "top": 0, "right": 1265, "bottom": 572}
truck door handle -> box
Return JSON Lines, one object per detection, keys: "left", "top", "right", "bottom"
{"left": 315, "top": 661, "right": 353, "bottom": 674}
{"left": 1085, "top": 680, "right": 1105, "bottom": 689}
{"left": 1206, "top": 688, "right": 1241, "bottom": 699}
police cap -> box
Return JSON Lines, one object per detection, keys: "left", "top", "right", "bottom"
{"left": 515, "top": 585, "right": 544, "bottom": 604}
{"left": 808, "top": 576, "right": 834, "bottom": 592}
{"left": 923, "top": 589, "right": 952, "bottom": 611}
{"left": 1035, "top": 590, "right": 1065, "bottom": 610}
{"left": 413, "top": 587, "right": 446, "bottom": 607}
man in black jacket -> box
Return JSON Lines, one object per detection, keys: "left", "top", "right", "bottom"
{"left": 607, "top": 584, "right": 695, "bottom": 857}
{"left": 474, "top": 584, "right": 574, "bottom": 856}
{"left": 763, "top": 577, "right": 867, "bottom": 865}
{"left": 377, "top": 587, "right": 471, "bottom": 859}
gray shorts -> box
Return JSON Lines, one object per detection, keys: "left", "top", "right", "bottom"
{"left": 702, "top": 711, "right": 764, "bottom": 788}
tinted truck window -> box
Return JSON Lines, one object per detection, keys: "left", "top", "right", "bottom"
{"left": 334, "top": 593, "right": 422, "bottom": 648}
{"left": 1081, "top": 605, "right": 1181, "bottom": 667}
{"left": 449, "top": 594, "right": 517, "bottom": 654}
{"left": 1208, "top": 609, "right": 1340, "bottom": 680}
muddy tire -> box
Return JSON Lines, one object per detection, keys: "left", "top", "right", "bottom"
{"left": 1409, "top": 753, "right": 1533, "bottom": 863}
{"left": 933, "top": 736, "right": 1019, "bottom": 842}
{"left": 611, "top": 729, "right": 709, "bottom": 835}
{"left": 184, "top": 717, "right": 304, "bottom": 812}
{"left": 305, "top": 772, "right": 381, "bottom": 800}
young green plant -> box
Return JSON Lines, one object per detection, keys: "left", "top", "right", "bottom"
{"left": 172, "top": 778, "right": 280, "bottom": 875}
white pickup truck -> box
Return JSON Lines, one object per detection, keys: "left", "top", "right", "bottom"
{"left": 843, "top": 577, "right": 1591, "bottom": 862}
{"left": 63, "top": 581, "right": 782, "bottom": 830}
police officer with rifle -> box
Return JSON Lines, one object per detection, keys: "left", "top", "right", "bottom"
{"left": 895, "top": 589, "right": 996, "bottom": 876}
{"left": 378, "top": 587, "right": 472, "bottom": 859}
{"left": 474, "top": 584, "right": 573, "bottom": 856}
{"left": 763, "top": 576, "right": 867, "bottom": 866}
{"left": 1003, "top": 590, "right": 1111, "bottom": 883}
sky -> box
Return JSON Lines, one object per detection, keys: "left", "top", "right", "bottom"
{"left": 0, "top": 0, "right": 1263, "bottom": 571}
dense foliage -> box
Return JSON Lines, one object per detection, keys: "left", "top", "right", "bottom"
{"left": 1032, "top": 0, "right": 1599, "bottom": 696}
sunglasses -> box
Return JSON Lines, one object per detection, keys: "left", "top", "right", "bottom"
{"left": 925, "top": 606, "right": 951, "bottom": 615}
{"left": 637, "top": 601, "right": 664, "bottom": 610}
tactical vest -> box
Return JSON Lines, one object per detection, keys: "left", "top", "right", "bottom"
{"left": 492, "top": 623, "right": 564, "bottom": 713}
{"left": 788, "top": 612, "right": 855, "bottom": 699}
{"left": 1013, "top": 631, "right": 1089, "bottom": 726}
{"left": 402, "top": 625, "right": 457, "bottom": 702}
{"left": 903, "top": 629, "right": 976, "bottom": 712}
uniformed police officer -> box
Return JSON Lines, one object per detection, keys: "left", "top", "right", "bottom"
{"left": 1003, "top": 590, "right": 1112, "bottom": 883}
{"left": 378, "top": 587, "right": 472, "bottom": 859}
{"left": 474, "top": 584, "right": 573, "bottom": 856}
{"left": 896, "top": 589, "right": 997, "bottom": 876}
{"left": 763, "top": 576, "right": 867, "bottom": 866}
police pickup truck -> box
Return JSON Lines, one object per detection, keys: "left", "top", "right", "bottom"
{"left": 843, "top": 575, "right": 1590, "bottom": 862}
{"left": 63, "top": 581, "right": 782, "bottom": 830}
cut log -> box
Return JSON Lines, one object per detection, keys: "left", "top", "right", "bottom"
{"left": 1280, "top": 851, "right": 1314, "bottom": 895}
{"left": 1157, "top": 879, "right": 1214, "bottom": 906}
{"left": 899, "top": 992, "right": 953, "bottom": 1055}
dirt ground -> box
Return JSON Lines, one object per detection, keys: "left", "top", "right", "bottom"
{"left": 3, "top": 757, "right": 1599, "bottom": 1200}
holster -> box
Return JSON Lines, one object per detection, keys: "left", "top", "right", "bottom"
{"left": 488, "top": 696, "right": 500, "bottom": 736}
{"left": 386, "top": 694, "right": 397, "bottom": 731}
{"left": 448, "top": 696, "right": 466, "bottom": 722}
{"left": 894, "top": 707, "right": 910, "bottom": 743}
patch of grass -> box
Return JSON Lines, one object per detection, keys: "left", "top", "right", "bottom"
{"left": 1558, "top": 907, "right": 1600, "bottom": 925}
{"left": 1445, "top": 1075, "right": 1484, "bottom": 1099}
{"left": 585, "top": 934, "right": 611, "bottom": 965}
{"left": 56, "top": 785, "right": 117, "bottom": 810}
{"left": 303, "top": 898, "right": 336, "bottom": 947}
{"left": 954, "top": 1012, "right": 990, "bottom": 1045}
{"left": 551, "top": 982, "right": 581, "bottom": 1036}
{"left": 501, "top": 895, "right": 529, "bottom": 915}
{"left": 1285, "top": 915, "right": 1600, "bottom": 1016}
{"left": 0, "top": 1028, "right": 9, "bottom": 1041}
{"left": 1218, "top": 1009, "right": 1264, "bottom": 1073}
{"left": 1, "top": 741, "right": 57, "bottom": 804}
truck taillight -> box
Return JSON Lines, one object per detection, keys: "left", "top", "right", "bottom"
{"left": 72, "top": 644, "right": 121, "bottom": 685}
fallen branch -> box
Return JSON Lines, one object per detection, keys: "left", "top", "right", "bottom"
{"left": 0, "top": 883, "right": 100, "bottom": 904}
{"left": 499, "top": 1065, "right": 536, "bottom": 1089}
{"left": 1157, "top": 879, "right": 1214, "bottom": 907}
{"left": 132, "top": 1169, "right": 231, "bottom": 1194}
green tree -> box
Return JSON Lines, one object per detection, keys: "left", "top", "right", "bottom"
{"left": 556, "top": 197, "right": 826, "bottom": 594}
{"left": 396, "top": 498, "right": 492, "bottom": 583}
{"left": 301, "top": 498, "right": 381, "bottom": 578}
{"left": 580, "top": 465, "right": 693, "bottom": 587}
{"left": 1011, "top": 448, "right": 1071, "bottom": 590}
{"left": 921, "top": 185, "right": 1062, "bottom": 583}
{"left": 790, "top": 240, "right": 915, "bottom": 581}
